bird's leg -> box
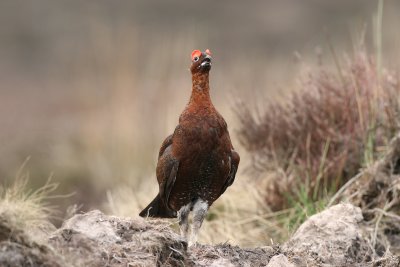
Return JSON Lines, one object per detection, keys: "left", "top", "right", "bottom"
{"left": 177, "top": 203, "right": 191, "bottom": 241}
{"left": 189, "top": 199, "right": 208, "bottom": 247}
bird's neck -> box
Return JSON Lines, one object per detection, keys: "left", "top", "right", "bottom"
{"left": 189, "top": 72, "right": 212, "bottom": 105}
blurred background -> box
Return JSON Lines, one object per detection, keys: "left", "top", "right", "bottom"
{"left": 1, "top": 0, "right": 400, "bottom": 245}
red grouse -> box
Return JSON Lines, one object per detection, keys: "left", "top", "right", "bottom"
{"left": 139, "top": 49, "right": 240, "bottom": 245}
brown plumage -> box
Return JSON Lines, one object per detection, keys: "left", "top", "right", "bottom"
{"left": 139, "top": 49, "right": 240, "bottom": 245}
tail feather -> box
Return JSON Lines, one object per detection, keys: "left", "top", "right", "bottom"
{"left": 139, "top": 194, "right": 176, "bottom": 218}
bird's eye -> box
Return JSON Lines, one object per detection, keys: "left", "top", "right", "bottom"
{"left": 191, "top": 49, "right": 202, "bottom": 61}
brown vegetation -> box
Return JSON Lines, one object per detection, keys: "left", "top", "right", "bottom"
{"left": 237, "top": 50, "right": 400, "bottom": 211}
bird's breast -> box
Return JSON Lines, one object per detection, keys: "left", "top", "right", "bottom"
{"left": 173, "top": 122, "right": 226, "bottom": 153}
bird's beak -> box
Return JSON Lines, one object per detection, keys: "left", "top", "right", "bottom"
{"left": 200, "top": 55, "right": 212, "bottom": 69}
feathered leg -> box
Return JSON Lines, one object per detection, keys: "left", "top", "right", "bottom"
{"left": 189, "top": 199, "right": 208, "bottom": 246}
{"left": 177, "top": 203, "right": 191, "bottom": 240}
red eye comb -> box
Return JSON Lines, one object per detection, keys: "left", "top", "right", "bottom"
{"left": 191, "top": 50, "right": 202, "bottom": 60}
{"left": 205, "top": 49, "right": 212, "bottom": 56}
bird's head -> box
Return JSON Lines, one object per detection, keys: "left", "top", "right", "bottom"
{"left": 190, "top": 49, "right": 212, "bottom": 74}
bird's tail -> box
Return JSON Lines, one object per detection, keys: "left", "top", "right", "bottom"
{"left": 139, "top": 194, "right": 176, "bottom": 218}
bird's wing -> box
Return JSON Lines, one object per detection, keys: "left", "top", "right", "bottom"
{"left": 158, "top": 134, "right": 173, "bottom": 158}
{"left": 220, "top": 149, "right": 240, "bottom": 195}
{"left": 156, "top": 135, "right": 179, "bottom": 209}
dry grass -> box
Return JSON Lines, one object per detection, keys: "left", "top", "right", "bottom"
{"left": 330, "top": 133, "right": 400, "bottom": 255}
{"left": 236, "top": 49, "right": 400, "bottom": 213}
{"left": 0, "top": 169, "right": 65, "bottom": 267}
{"left": 0, "top": 163, "right": 57, "bottom": 230}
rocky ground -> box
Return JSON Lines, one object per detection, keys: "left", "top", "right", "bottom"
{"left": 1, "top": 135, "right": 400, "bottom": 266}
{"left": 1, "top": 203, "right": 398, "bottom": 267}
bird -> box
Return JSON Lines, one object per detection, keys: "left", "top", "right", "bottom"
{"left": 139, "top": 49, "right": 240, "bottom": 246}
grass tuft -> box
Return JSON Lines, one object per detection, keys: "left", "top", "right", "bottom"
{"left": 0, "top": 164, "right": 58, "bottom": 230}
